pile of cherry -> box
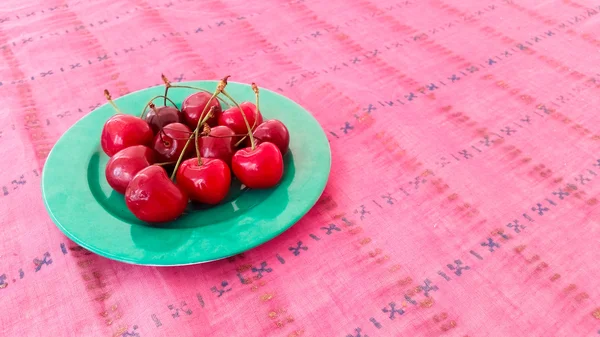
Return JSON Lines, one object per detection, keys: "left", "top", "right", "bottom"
{"left": 100, "top": 75, "right": 290, "bottom": 224}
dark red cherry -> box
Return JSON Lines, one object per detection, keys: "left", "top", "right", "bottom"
{"left": 105, "top": 145, "right": 155, "bottom": 194}
{"left": 181, "top": 92, "right": 222, "bottom": 129}
{"left": 125, "top": 166, "right": 188, "bottom": 223}
{"left": 196, "top": 125, "right": 236, "bottom": 166}
{"left": 152, "top": 123, "right": 193, "bottom": 162}
{"left": 250, "top": 120, "right": 290, "bottom": 155}
{"left": 100, "top": 114, "right": 154, "bottom": 157}
{"left": 232, "top": 142, "right": 283, "bottom": 189}
{"left": 144, "top": 106, "right": 182, "bottom": 134}
{"left": 176, "top": 158, "right": 231, "bottom": 205}
{"left": 218, "top": 102, "right": 263, "bottom": 140}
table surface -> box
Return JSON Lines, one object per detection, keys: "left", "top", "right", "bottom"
{"left": 2, "top": 0, "right": 600, "bottom": 336}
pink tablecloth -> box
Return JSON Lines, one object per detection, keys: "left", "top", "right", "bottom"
{"left": 2, "top": 0, "right": 600, "bottom": 336}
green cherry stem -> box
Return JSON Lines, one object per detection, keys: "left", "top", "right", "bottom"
{"left": 219, "top": 88, "right": 256, "bottom": 150}
{"left": 172, "top": 85, "right": 233, "bottom": 107}
{"left": 139, "top": 95, "right": 179, "bottom": 118}
{"left": 170, "top": 76, "right": 229, "bottom": 180}
{"left": 169, "top": 133, "right": 195, "bottom": 181}
{"left": 234, "top": 82, "right": 261, "bottom": 147}
{"left": 161, "top": 74, "right": 232, "bottom": 107}
{"left": 252, "top": 82, "right": 260, "bottom": 126}
{"left": 104, "top": 89, "right": 124, "bottom": 114}
{"left": 153, "top": 161, "right": 176, "bottom": 166}
{"left": 148, "top": 133, "right": 263, "bottom": 142}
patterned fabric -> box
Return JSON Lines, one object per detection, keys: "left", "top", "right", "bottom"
{"left": 2, "top": 0, "right": 600, "bottom": 336}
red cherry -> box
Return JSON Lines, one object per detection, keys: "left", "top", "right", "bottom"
{"left": 181, "top": 92, "right": 221, "bottom": 129}
{"left": 125, "top": 166, "right": 188, "bottom": 223}
{"left": 144, "top": 106, "right": 182, "bottom": 134}
{"left": 105, "top": 145, "right": 155, "bottom": 194}
{"left": 152, "top": 123, "right": 193, "bottom": 162}
{"left": 196, "top": 125, "right": 236, "bottom": 166}
{"left": 232, "top": 142, "right": 283, "bottom": 189}
{"left": 218, "top": 102, "right": 263, "bottom": 139}
{"left": 100, "top": 114, "right": 154, "bottom": 157}
{"left": 251, "top": 120, "right": 290, "bottom": 155}
{"left": 176, "top": 158, "right": 231, "bottom": 205}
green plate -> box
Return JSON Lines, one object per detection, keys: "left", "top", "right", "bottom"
{"left": 41, "top": 81, "right": 331, "bottom": 266}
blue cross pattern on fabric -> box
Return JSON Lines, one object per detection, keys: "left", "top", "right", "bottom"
{"left": 168, "top": 301, "right": 192, "bottom": 318}
{"left": 121, "top": 325, "right": 139, "bottom": 337}
{"left": 346, "top": 327, "right": 368, "bottom": 337}
{"left": 210, "top": 281, "right": 232, "bottom": 297}
{"left": 354, "top": 205, "right": 370, "bottom": 220}
{"left": 552, "top": 188, "right": 569, "bottom": 200}
{"left": 418, "top": 279, "right": 439, "bottom": 297}
{"left": 481, "top": 238, "right": 500, "bottom": 252}
{"left": 532, "top": 203, "right": 549, "bottom": 216}
{"left": 409, "top": 176, "right": 426, "bottom": 189}
{"left": 381, "top": 193, "right": 395, "bottom": 205}
{"left": 289, "top": 241, "right": 308, "bottom": 256}
{"left": 341, "top": 122, "right": 354, "bottom": 134}
{"left": 364, "top": 104, "right": 376, "bottom": 113}
{"left": 447, "top": 260, "right": 470, "bottom": 276}
{"left": 34, "top": 252, "right": 52, "bottom": 272}
{"left": 382, "top": 302, "right": 405, "bottom": 320}
{"left": 507, "top": 219, "right": 525, "bottom": 233}
{"left": 320, "top": 224, "right": 341, "bottom": 235}
{"left": 458, "top": 149, "right": 473, "bottom": 159}
{"left": 251, "top": 261, "right": 273, "bottom": 279}
{"left": 500, "top": 126, "right": 517, "bottom": 135}
{"left": 575, "top": 174, "right": 591, "bottom": 185}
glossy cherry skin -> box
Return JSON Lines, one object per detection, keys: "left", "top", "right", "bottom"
{"left": 144, "top": 106, "right": 182, "bottom": 134}
{"left": 181, "top": 92, "right": 221, "bottom": 129}
{"left": 232, "top": 142, "right": 283, "bottom": 189}
{"left": 152, "top": 122, "right": 193, "bottom": 162}
{"left": 125, "top": 166, "right": 188, "bottom": 223}
{"left": 176, "top": 158, "right": 231, "bottom": 205}
{"left": 196, "top": 125, "right": 236, "bottom": 166}
{"left": 218, "top": 102, "right": 263, "bottom": 140}
{"left": 105, "top": 145, "right": 155, "bottom": 194}
{"left": 250, "top": 120, "right": 290, "bottom": 155}
{"left": 101, "top": 114, "right": 154, "bottom": 157}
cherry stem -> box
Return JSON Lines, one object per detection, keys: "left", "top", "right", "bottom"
{"left": 169, "top": 132, "right": 195, "bottom": 181}
{"left": 161, "top": 74, "right": 232, "bottom": 108}
{"left": 158, "top": 129, "right": 170, "bottom": 146}
{"left": 172, "top": 85, "right": 233, "bottom": 107}
{"left": 145, "top": 133, "right": 263, "bottom": 141}
{"left": 104, "top": 89, "right": 124, "bottom": 114}
{"left": 211, "top": 133, "right": 260, "bottom": 139}
{"left": 234, "top": 82, "right": 260, "bottom": 147}
{"left": 161, "top": 74, "right": 171, "bottom": 106}
{"left": 154, "top": 161, "right": 176, "bottom": 166}
{"left": 162, "top": 74, "right": 230, "bottom": 107}
{"left": 139, "top": 95, "right": 179, "bottom": 118}
{"left": 170, "top": 76, "right": 229, "bottom": 180}
{"left": 195, "top": 106, "right": 216, "bottom": 166}
{"left": 219, "top": 88, "right": 256, "bottom": 150}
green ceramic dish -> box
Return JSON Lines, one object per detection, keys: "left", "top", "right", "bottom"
{"left": 42, "top": 81, "right": 331, "bottom": 266}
